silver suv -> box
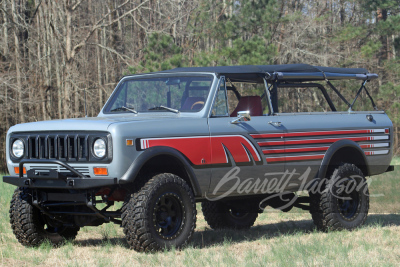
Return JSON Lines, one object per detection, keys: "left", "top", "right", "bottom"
{"left": 3, "top": 64, "right": 394, "bottom": 252}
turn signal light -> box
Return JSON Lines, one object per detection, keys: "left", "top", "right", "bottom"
{"left": 93, "top": 167, "right": 108, "bottom": 176}
{"left": 14, "top": 167, "right": 26, "bottom": 175}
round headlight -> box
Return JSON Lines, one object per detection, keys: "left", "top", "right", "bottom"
{"left": 12, "top": 139, "right": 24, "bottom": 158}
{"left": 93, "top": 138, "right": 106, "bottom": 158}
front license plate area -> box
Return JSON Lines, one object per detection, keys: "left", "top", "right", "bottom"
{"left": 27, "top": 169, "right": 67, "bottom": 180}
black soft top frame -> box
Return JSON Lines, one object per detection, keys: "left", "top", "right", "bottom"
{"left": 163, "top": 64, "right": 378, "bottom": 83}
{"left": 128, "top": 64, "right": 378, "bottom": 112}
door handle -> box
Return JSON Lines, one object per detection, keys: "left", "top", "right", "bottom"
{"left": 268, "top": 121, "right": 282, "bottom": 127}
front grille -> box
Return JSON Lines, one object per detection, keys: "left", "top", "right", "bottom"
{"left": 10, "top": 131, "right": 112, "bottom": 163}
{"left": 26, "top": 134, "right": 89, "bottom": 161}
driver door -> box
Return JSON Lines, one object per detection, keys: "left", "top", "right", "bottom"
{"left": 206, "top": 77, "right": 285, "bottom": 198}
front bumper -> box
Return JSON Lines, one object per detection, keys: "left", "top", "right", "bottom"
{"left": 3, "top": 159, "right": 117, "bottom": 189}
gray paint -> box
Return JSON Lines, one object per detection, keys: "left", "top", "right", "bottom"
{"left": 4, "top": 71, "right": 394, "bottom": 200}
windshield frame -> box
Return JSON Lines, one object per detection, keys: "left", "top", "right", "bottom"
{"left": 100, "top": 72, "right": 217, "bottom": 117}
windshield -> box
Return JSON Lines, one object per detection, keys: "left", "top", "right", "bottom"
{"left": 104, "top": 75, "right": 214, "bottom": 113}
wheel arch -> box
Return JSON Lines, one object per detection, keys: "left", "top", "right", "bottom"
{"left": 119, "top": 146, "right": 201, "bottom": 197}
{"left": 317, "top": 139, "right": 370, "bottom": 179}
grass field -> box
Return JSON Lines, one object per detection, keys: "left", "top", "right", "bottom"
{"left": 1, "top": 160, "right": 400, "bottom": 266}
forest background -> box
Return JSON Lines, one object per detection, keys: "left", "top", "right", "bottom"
{"left": 1, "top": 0, "right": 400, "bottom": 172}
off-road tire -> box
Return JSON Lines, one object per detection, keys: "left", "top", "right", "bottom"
{"left": 310, "top": 163, "right": 369, "bottom": 231}
{"left": 9, "top": 187, "right": 80, "bottom": 247}
{"left": 201, "top": 200, "right": 258, "bottom": 230}
{"left": 309, "top": 191, "right": 324, "bottom": 230}
{"left": 122, "top": 173, "right": 196, "bottom": 252}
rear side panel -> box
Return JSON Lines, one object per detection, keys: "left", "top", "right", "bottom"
{"left": 264, "top": 111, "right": 393, "bottom": 190}
{"left": 204, "top": 111, "right": 392, "bottom": 197}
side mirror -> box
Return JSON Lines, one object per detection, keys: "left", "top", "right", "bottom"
{"left": 231, "top": 110, "right": 251, "bottom": 124}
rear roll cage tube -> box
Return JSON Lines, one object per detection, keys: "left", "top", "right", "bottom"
{"left": 226, "top": 77, "right": 241, "bottom": 101}
{"left": 321, "top": 70, "right": 378, "bottom": 111}
{"left": 271, "top": 80, "right": 279, "bottom": 113}
{"left": 349, "top": 80, "right": 378, "bottom": 111}
{"left": 263, "top": 79, "right": 278, "bottom": 114}
{"left": 349, "top": 80, "right": 367, "bottom": 111}
{"left": 264, "top": 74, "right": 378, "bottom": 113}
{"left": 325, "top": 79, "right": 352, "bottom": 108}
{"left": 363, "top": 85, "right": 378, "bottom": 111}
{"left": 263, "top": 78, "right": 274, "bottom": 115}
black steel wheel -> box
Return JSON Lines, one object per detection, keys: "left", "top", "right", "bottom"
{"left": 337, "top": 179, "right": 361, "bottom": 220}
{"left": 154, "top": 192, "right": 184, "bottom": 238}
{"left": 309, "top": 163, "right": 369, "bottom": 231}
{"left": 122, "top": 173, "right": 196, "bottom": 252}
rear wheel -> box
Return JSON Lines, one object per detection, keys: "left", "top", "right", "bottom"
{"left": 202, "top": 200, "right": 258, "bottom": 230}
{"left": 122, "top": 173, "right": 196, "bottom": 252}
{"left": 9, "top": 188, "right": 79, "bottom": 247}
{"left": 310, "top": 163, "right": 369, "bottom": 231}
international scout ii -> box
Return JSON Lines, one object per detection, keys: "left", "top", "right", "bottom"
{"left": 3, "top": 64, "right": 394, "bottom": 252}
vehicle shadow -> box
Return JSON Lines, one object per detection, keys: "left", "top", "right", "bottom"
{"left": 74, "top": 236, "right": 129, "bottom": 248}
{"left": 72, "top": 213, "right": 400, "bottom": 249}
{"left": 191, "top": 220, "right": 313, "bottom": 249}
{"left": 190, "top": 213, "right": 400, "bottom": 249}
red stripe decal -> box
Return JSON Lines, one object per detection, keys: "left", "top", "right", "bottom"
{"left": 251, "top": 129, "right": 380, "bottom": 139}
{"left": 259, "top": 140, "right": 285, "bottom": 146}
{"left": 265, "top": 148, "right": 387, "bottom": 163}
{"left": 266, "top": 154, "right": 325, "bottom": 163}
{"left": 210, "top": 136, "right": 260, "bottom": 164}
{"left": 259, "top": 136, "right": 372, "bottom": 147}
{"left": 263, "top": 146, "right": 330, "bottom": 154}
{"left": 141, "top": 135, "right": 261, "bottom": 165}
{"left": 145, "top": 137, "right": 211, "bottom": 165}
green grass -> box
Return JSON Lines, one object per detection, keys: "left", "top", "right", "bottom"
{"left": 1, "top": 158, "right": 400, "bottom": 265}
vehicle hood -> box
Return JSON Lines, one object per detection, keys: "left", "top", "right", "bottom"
{"left": 8, "top": 114, "right": 184, "bottom": 133}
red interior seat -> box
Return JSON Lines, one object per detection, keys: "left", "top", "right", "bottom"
{"left": 230, "top": 96, "right": 263, "bottom": 117}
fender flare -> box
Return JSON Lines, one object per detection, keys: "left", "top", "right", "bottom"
{"left": 119, "top": 146, "right": 201, "bottom": 196}
{"left": 317, "top": 139, "right": 370, "bottom": 179}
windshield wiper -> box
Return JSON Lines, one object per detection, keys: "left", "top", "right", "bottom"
{"left": 110, "top": 106, "right": 138, "bottom": 114}
{"left": 148, "top": 105, "right": 179, "bottom": 114}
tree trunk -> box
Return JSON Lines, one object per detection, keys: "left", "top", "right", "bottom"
{"left": 64, "top": 4, "right": 73, "bottom": 118}
{"left": 12, "top": 0, "right": 24, "bottom": 123}
{"left": 377, "top": 8, "right": 388, "bottom": 63}
{"left": 2, "top": 1, "right": 9, "bottom": 57}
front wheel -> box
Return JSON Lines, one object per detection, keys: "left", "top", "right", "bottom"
{"left": 9, "top": 188, "right": 80, "bottom": 247}
{"left": 122, "top": 173, "right": 196, "bottom": 252}
{"left": 310, "top": 163, "right": 369, "bottom": 231}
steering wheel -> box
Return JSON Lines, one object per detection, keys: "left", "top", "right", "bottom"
{"left": 191, "top": 101, "right": 205, "bottom": 110}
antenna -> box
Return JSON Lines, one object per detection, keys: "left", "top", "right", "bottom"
{"left": 84, "top": 87, "right": 88, "bottom": 117}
